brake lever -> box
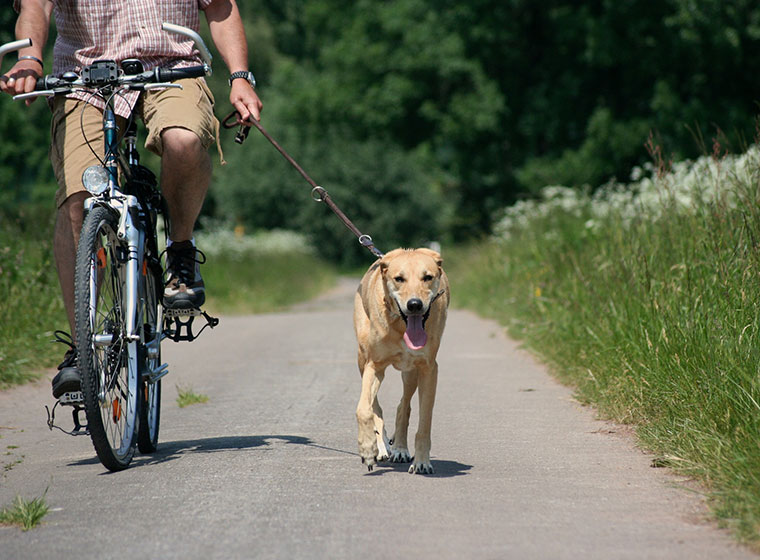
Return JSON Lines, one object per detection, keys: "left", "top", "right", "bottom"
{"left": 222, "top": 110, "right": 251, "bottom": 144}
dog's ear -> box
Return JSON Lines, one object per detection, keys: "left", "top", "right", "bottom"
{"left": 417, "top": 248, "right": 443, "bottom": 269}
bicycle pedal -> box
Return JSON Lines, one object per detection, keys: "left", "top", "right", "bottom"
{"left": 163, "top": 308, "right": 219, "bottom": 342}
{"left": 45, "top": 399, "right": 89, "bottom": 437}
{"left": 164, "top": 307, "right": 201, "bottom": 318}
{"left": 59, "top": 391, "right": 84, "bottom": 405}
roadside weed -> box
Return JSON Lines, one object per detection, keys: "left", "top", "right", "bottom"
{"left": 176, "top": 385, "right": 209, "bottom": 408}
{"left": 0, "top": 493, "right": 49, "bottom": 531}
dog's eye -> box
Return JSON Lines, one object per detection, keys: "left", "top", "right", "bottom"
{"left": 422, "top": 274, "right": 434, "bottom": 282}
{"left": 394, "top": 276, "right": 405, "bottom": 283}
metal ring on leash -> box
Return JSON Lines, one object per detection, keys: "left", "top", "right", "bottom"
{"left": 358, "top": 234, "right": 373, "bottom": 247}
{"left": 312, "top": 186, "right": 326, "bottom": 202}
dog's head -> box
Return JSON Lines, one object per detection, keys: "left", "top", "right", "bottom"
{"left": 380, "top": 248, "right": 444, "bottom": 350}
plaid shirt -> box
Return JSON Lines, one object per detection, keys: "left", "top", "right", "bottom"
{"left": 14, "top": 0, "right": 214, "bottom": 117}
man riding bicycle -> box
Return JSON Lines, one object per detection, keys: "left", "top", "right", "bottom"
{"left": 0, "top": 0, "right": 262, "bottom": 399}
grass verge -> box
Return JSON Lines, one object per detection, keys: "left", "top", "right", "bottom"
{"left": 447, "top": 147, "right": 760, "bottom": 546}
{"left": 0, "top": 494, "right": 49, "bottom": 531}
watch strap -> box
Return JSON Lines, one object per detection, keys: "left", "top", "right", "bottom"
{"left": 229, "top": 71, "right": 256, "bottom": 88}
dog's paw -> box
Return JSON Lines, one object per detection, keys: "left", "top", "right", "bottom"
{"left": 361, "top": 455, "right": 378, "bottom": 472}
{"left": 389, "top": 448, "right": 412, "bottom": 463}
{"left": 408, "top": 460, "right": 435, "bottom": 475}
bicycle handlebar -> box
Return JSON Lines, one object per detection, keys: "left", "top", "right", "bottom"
{"left": 14, "top": 63, "right": 209, "bottom": 102}
{"left": 0, "top": 38, "right": 32, "bottom": 61}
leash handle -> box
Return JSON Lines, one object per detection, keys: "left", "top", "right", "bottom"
{"left": 222, "top": 111, "right": 384, "bottom": 258}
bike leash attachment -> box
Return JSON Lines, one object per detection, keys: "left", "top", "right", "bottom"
{"left": 222, "top": 112, "right": 384, "bottom": 259}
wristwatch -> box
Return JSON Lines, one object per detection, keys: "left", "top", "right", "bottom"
{"left": 229, "top": 70, "right": 256, "bottom": 88}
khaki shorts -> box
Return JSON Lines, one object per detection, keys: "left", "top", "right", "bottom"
{"left": 49, "top": 77, "right": 219, "bottom": 208}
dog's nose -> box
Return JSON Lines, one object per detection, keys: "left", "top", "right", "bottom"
{"left": 407, "top": 298, "right": 423, "bottom": 313}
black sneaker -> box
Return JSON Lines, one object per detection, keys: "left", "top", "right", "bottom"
{"left": 164, "top": 240, "right": 206, "bottom": 310}
{"left": 51, "top": 331, "right": 81, "bottom": 399}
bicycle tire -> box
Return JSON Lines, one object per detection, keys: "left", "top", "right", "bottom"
{"left": 75, "top": 206, "right": 139, "bottom": 471}
{"left": 137, "top": 263, "right": 162, "bottom": 453}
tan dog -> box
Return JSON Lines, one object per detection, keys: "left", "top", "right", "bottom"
{"left": 353, "top": 248, "right": 450, "bottom": 474}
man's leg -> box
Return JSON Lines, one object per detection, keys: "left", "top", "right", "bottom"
{"left": 51, "top": 191, "right": 88, "bottom": 398}
{"left": 160, "top": 127, "right": 211, "bottom": 309}
{"left": 54, "top": 191, "right": 89, "bottom": 336}
{"left": 160, "top": 127, "right": 211, "bottom": 242}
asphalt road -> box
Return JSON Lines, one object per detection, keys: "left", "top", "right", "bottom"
{"left": 0, "top": 278, "right": 756, "bottom": 560}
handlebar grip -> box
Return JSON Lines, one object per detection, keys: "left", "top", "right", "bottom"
{"left": 35, "top": 75, "right": 64, "bottom": 90}
{"left": 155, "top": 65, "right": 207, "bottom": 82}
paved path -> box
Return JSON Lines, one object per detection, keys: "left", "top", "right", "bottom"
{"left": 0, "top": 279, "right": 755, "bottom": 559}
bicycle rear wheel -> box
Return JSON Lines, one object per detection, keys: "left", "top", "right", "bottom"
{"left": 138, "top": 263, "right": 162, "bottom": 453}
{"left": 75, "top": 206, "right": 139, "bottom": 471}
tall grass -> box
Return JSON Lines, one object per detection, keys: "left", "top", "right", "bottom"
{"left": 0, "top": 209, "right": 66, "bottom": 387}
{"left": 448, "top": 146, "right": 760, "bottom": 544}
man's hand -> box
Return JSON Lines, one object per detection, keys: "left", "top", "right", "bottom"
{"left": 0, "top": 59, "right": 41, "bottom": 103}
{"left": 205, "top": 0, "right": 262, "bottom": 123}
{"left": 230, "top": 80, "right": 262, "bottom": 124}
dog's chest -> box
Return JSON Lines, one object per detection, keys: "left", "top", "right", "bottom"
{"left": 389, "top": 345, "right": 429, "bottom": 371}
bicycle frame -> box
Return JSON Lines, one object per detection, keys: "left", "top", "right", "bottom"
{"left": 84, "top": 103, "right": 145, "bottom": 347}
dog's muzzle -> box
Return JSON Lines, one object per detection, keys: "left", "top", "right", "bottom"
{"left": 396, "top": 291, "right": 444, "bottom": 351}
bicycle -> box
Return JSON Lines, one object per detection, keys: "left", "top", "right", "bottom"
{"left": 1, "top": 23, "right": 219, "bottom": 471}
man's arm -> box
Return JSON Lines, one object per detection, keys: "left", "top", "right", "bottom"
{"left": 0, "top": 0, "right": 52, "bottom": 99}
{"left": 204, "top": 0, "right": 262, "bottom": 123}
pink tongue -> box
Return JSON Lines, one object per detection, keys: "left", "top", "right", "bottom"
{"left": 403, "top": 315, "right": 427, "bottom": 350}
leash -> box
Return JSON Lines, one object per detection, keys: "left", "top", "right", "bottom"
{"left": 222, "top": 112, "right": 384, "bottom": 259}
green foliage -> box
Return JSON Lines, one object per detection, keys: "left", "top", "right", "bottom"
{"left": 518, "top": 108, "right": 652, "bottom": 192}
{"left": 0, "top": 211, "right": 66, "bottom": 387}
{"left": 0, "top": 10, "right": 57, "bottom": 213}
{"left": 5, "top": 1, "right": 760, "bottom": 241}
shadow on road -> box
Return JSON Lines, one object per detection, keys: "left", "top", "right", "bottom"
{"left": 69, "top": 434, "right": 355, "bottom": 470}
{"left": 68, "top": 435, "right": 472, "bottom": 478}
{"left": 366, "top": 459, "right": 473, "bottom": 478}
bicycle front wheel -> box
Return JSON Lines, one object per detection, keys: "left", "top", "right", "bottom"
{"left": 75, "top": 206, "right": 139, "bottom": 471}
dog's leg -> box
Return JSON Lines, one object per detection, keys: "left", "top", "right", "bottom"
{"left": 373, "top": 392, "right": 391, "bottom": 462}
{"left": 390, "top": 369, "right": 417, "bottom": 463}
{"left": 356, "top": 363, "right": 384, "bottom": 470}
{"left": 410, "top": 361, "right": 438, "bottom": 474}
